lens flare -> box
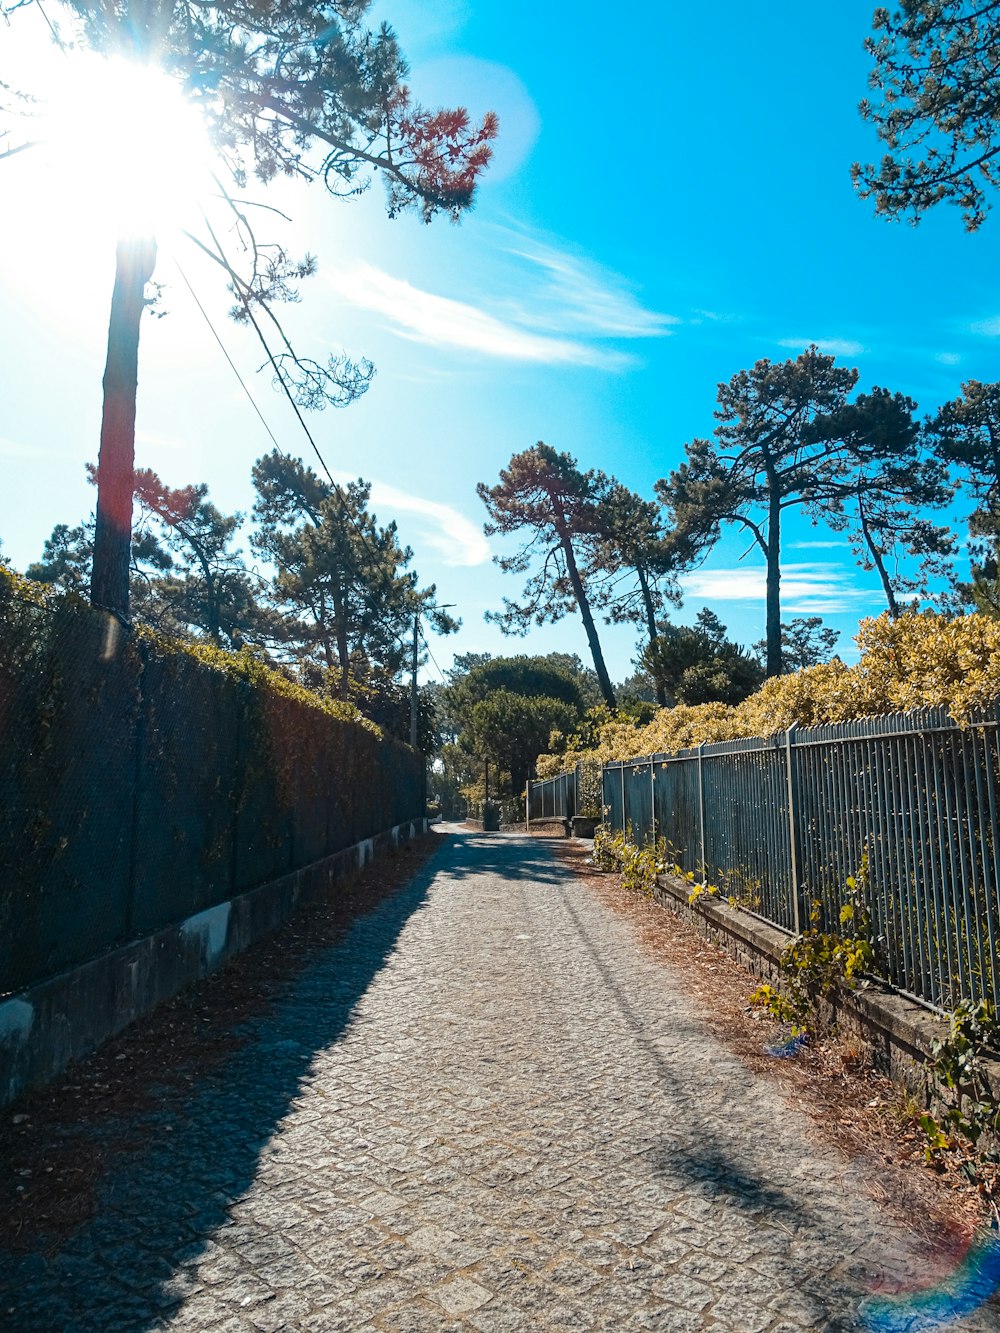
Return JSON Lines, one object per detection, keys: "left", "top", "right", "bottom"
{"left": 861, "top": 1230, "right": 1000, "bottom": 1331}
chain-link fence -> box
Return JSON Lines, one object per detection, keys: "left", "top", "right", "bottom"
{"left": 0, "top": 582, "right": 425, "bottom": 996}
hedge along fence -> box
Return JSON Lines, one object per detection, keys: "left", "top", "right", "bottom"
{"left": 0, "top": 572, "right": 425, "bottom": 997}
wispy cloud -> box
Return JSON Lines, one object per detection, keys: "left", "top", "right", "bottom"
{"left": 680, "top": 564, "right": 879, "bottom": 614}
{"left": 789, "top": 540, "right": 846, "bottom": 550}
{"left": 776, "top": 337, "right": 867, "bottom": 358}
{"left": 502, "top": 239, "right": 679, "bottom": 340}
{"left": 328, "top": 263, "right": 631, "bottom": 369}
{"left": 334, "top": 473, "right": 490, "bottom": 567}
{"left": 934, "top": 351, "right": 961, "bottom": 366}
{"left": 970, "top": 316, "right": 1000, "bottom": 337}
{"left": 0, "top": 437, "right": 45, "bottom": 458}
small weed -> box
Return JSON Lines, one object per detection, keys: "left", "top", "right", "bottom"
{"left": 918, "top": 1000, "right": 1000, "bottom": 1180}
{"left": 749, "top": 857, "right": 877, "bottom": 1039}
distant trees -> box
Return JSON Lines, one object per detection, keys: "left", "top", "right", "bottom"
{"left": 23, "top": 453, "right": 454, "bottom": 741}
{"left": 643, "top": 609, "right": 763, "bottom": 706}
{"left": 133, "top": 472, "right": 266, "bottom": 648}
{"left": 657, "top": 348, "right": 858, "bottom": 676}
{"left": 442, "top": 654, "right": 587, "bottom": 804}
{"left": 853, "top": 2, "right": 1000, "bottom": 230}
{"left": 27, "top": 466, "right": 270, "bottom": 647}
{"left": 478, "top": 444, "right": 618, "bottom": 709}
{"left": 752, "top": 617, "right": 840, "bottom": 675}
{"left": 250, "top": 451, "right": 456, "bottom": 704}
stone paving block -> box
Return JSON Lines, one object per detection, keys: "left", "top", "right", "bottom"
{"left": 3, "top": 830, "right": 1000, "bottom": 1332}
{"left": 428, "top": 1273, "right": 494, "bottom": 1314}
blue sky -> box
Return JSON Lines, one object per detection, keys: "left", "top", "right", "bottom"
{"left": 2, "top": 1, "right": 999, "bottom": 683}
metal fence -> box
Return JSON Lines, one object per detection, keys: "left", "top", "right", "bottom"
{"left": 526, "top": 769, "right": 578, "bottom": 822}
{"left": 599, "top": 707, "right": 1000, "bottom": 1014}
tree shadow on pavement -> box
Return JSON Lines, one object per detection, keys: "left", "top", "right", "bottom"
{"left": 0, "top": 859, "right": 438, "bottom": 1332}
{"left": 432, "top": 828, "right": 576, "bottom": 887}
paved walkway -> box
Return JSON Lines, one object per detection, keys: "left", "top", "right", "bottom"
{"left": 2, "top": 829, "right": 997, "bottom": 1331}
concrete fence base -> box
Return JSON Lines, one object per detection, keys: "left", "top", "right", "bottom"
{"left": 0, "top": 817, "right": 428, "bottom": 1109}
{"left": 651, "top": 870, "right": 1000, "bottom": 1099}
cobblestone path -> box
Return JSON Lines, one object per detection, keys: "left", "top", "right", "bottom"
{"left": 2, "top": 828, "right": 997, "bottom": 1331}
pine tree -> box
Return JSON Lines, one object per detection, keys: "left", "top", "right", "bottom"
{"left": 6, "top": 0, "right": 496, "bottom": 618}
{"left": 477, "top": 444, "right": 617, "bottom": 709}
{"left": 657, "top": 348, "right": 858, "bottom": 676}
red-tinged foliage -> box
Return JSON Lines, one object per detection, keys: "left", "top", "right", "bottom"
{"left": 392, "top": 90, "right": 498, "bottom": 218}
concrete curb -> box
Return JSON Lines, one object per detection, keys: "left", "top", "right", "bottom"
{"left": 652, "top": 870, "right": 1000, "bottom": 1096}
{"left": 0, "top": 817, "right": 428, "bottom": 1108}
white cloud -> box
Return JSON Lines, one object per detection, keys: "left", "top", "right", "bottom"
{"left": 328, "top": 263, "right": 631, "bottom": 369}
{"left": 934, "top": 351, "right": 961, "bottom": 366}
{"left": 776, "top": 337, "right": 867, "bottom": 358}
{"left": 970, "top": 316, "right": 1000, "bottom": 337}
{"left": 788, "top": 539, "right": 847, "bottom": 550}
{"left": 503, "top": 239, "right": 680, "bottom": 340}
{"left": 333, "top": 473, "right": 490, "bottom": 567}
{"left": 136, "top": 428, "right": 187, "bottom": 452}
{"left": 680, "top": 564, "right": 878, "bottom": 614}
{"left": 0, "top": 437, "right": 52, "bottom": 458}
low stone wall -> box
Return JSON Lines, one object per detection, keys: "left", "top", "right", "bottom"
{"left": 652, "top": 870, "right": 1000, "bottom": 1098}
{"left": 0, "top": 818, "right": 427, "bottom": 1109}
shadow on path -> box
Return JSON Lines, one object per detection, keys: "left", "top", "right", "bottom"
{"left": 0, "top": 855, "right": 439, "bottom": 1331}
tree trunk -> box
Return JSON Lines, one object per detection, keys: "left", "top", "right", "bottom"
{"left": 556, "top": 522, "right": 617, "bottom": 710}
{"left": 91, "top": 233, "right": 157, "bottom": 618}
{"left": 764, "top": 487, "right": 783, "bottom": 677}
{"left": 637, "top": 565, "right": 667, "bottom": 707}
{"left": 858, "top": 492, "right": 900, "bottom": 619}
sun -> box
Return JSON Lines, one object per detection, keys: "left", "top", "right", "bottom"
{"left": 42, "top": 50, "right": 213, "bottom": 235}
{"left": 16, "top": 35, "right": 214, "bottom": 239}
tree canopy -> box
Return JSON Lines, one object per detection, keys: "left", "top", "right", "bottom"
{"left": 478, "top": 444, "right": 617, "bottom": 709}
{"left": 752, "top": 617, "right": 841, "bottom": 675}
{"left": 642, "top": 609, "right": 763, "bottom": 707}
{"left": 657, "top": 348, "right": 858, "bottom": 676}
{"left": 927, "top": 379, "right": 1000, "bottom": 614}
{"left": 3, "top": 0, "right": 496, "bottom": 618}
{"left": 853, "top": 2, "right": 1000, "bottom": 230}
{"left": 812, "top": 387, "right": 955, "bottom": 617}
{"left": 250, "top": 450, "right": 456, "bottom": 704}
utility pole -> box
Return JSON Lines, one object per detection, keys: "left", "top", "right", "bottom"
{"left": 410, "top": 612, "right": 419, "bottom": 749}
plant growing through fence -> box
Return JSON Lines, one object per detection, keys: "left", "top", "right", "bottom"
{"left": 918, "top": 1000, "right": 1000, "bottom": 1184}
{"left": 750, "top": 859, "right": 877, "bottom": 1036}
{"left": 576, "top": 759, "right": 604, "bottom": 820}
{"left": 591, "top": 826, "right": 665, "bottom": 899}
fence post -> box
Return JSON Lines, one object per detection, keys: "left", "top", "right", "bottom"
{"left": 650, "top": 755, "right": 656, "bottom": 846}
{"left": 785, "top": 724, "right": 804, "bottom": 933}
{"left": 525, "top": 778, "right": 531, "bottom": 833}
{"left": 697, "top": 743, "right": 706, "bottom": 882}
{"left": 620, "top": 761, "right": 626, "bottom": 834}
{"left": 575, "top": 762, "right": 580, "bottom": 820}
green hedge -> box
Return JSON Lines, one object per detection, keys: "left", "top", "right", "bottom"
{"left": 0, "top": 572, "right": 424, "bottom": 993}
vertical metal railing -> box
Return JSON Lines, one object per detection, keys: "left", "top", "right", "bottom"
{"left": 527, "top": 768, "right": 577, "bottom": 822}
{"left": 602, "top": 707, "right": 1000, "bottom": 1012}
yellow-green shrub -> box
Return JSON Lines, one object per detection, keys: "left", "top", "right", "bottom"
{"left": 537, "top": 611, "right": 1000, "bottom": 774}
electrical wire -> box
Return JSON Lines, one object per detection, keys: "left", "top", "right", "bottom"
{"left": 176, "top": 232, "right": 453, "bottom": 671}
{"left": 174, "top": 258, "right": 288, "bottom": 458}
{"left": 20, "top": 0, "right": 454, "bottom": 718}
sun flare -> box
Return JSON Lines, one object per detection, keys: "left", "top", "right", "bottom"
{"left": 33, "top": 48, "right": 213, "bottom": 236}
